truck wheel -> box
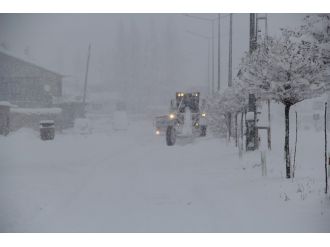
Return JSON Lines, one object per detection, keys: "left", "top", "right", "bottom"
{"left": 200, "top": 125, "right": 207, "bottom": 137}
{"left": 166, "top": 126, "right": 176, "bottom": 146}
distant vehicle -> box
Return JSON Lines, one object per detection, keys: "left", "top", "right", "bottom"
{"left": 155, "top": 92, "right": 208, "bottom": 146}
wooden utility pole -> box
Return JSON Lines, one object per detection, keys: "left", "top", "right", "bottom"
{"left": 82, "top": 43, "right": 91, "bottom": 106}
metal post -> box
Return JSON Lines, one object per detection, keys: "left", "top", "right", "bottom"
{"left": 268, "top": 99, "right": 271, "bottom": 150}
{"left": 265, "top": 13, "right": 268, "bottom": 38}
{"left": 211, "top": 21, "right": 215, "bottom": 94}
{"left": 207, "top": 39, "right": 211, "bottom": 95}
{"left": 249, "top": 14, "right": 256, "bottom": 54}
{"left": 217, "top": 13, "right": 221, "bottom": 91}
{"left": 235, "top": 112, "right": 238, "bottom": 147}
{"left": 228, "top": 13, "right": 233, "bottom": 87}
{"left": 82, "top": 43, "right": 91, "bottom": 106}
{"left": 325, "top": 102, "right": 328, "bottom": 194}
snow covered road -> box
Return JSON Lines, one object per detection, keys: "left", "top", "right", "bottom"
{"left": 1, "top": 116, "right": 330, "bottom": 232}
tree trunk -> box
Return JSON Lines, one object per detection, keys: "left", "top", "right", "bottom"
{"left": 285, "top": 104, "right": 291, "bottom": 179}
{"left": 292, "top": 111, "right": 298, "bottom": 179}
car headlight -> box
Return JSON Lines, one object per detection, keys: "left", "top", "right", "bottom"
{"left": 155, "top": 130, "right": 160, "bottom": 135}
{"left": 169, "top": 113, "right": 175, "bottom": 119}
{"left": 202, "top": 113, "right": 206, "bottom": 117}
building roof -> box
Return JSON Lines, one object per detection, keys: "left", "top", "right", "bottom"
{"left": 0, "top": 49, "right": 64, "bottom": 77}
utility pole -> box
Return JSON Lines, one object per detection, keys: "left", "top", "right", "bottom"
{"left": 226, "top": 14, "right": 233, "bottom": 141}
{"left": 182, "top": 14, "right": 231, "bottom": 94}
{"left": 182, "top": 14, "right": 218, "bottom": 94}
{"left": 228, "top": 13, "right": 233, "bottom": 87}
{"left": 256, "top": 13, "right": 271, "bottom": 150}
{"left": 325, "top": 102, "right": 328, "bottom": 194}
{"left": 246, "top": 14, "right": 258, "bottom": 151}
{"left": 217, "top": 13, "right": 221, "bottom": 91}
{"left": 256, "top": 13, "right": 268, "bottom": 41}
{"left": 82, "top": 43, "right": 91, "bottom": 106}
{"left": 249, "top": 13, "right": 257, "bottom": 54}
{"left": 211, "top": 21, "right": 215, "bottom": 94}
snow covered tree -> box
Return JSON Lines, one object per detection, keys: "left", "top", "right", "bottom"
{"left": 207, "top": 81, "right": 249, "bottom": 140}
{"left": 239, "top": 30, "right": 328, "bottom": 178}
{"left": 300, "top": 14, "right": 330, "bottom": 44}
{"left": 301, "top": 14, "right": 330, "bottom": 83}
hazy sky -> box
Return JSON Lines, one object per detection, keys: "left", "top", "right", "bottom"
{"left": 0, "top": 13, "right": 306, "bottom": 109}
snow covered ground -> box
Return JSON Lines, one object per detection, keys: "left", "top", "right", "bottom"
{"left": 0, "top": 114, "right": 330, "bottom": 232}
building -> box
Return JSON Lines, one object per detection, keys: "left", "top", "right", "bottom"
{"left": 0, "top": 50, "right": 63, "bottom": 107}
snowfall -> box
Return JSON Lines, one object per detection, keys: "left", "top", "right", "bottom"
{"left": 1, "top": 110, "right": 330, "bottom": 233}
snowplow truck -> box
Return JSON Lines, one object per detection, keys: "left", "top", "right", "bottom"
{"left": 155, "top": 92, "right": 207, "bottom": 146}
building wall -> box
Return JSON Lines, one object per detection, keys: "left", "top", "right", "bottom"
{"left": 0, "top": 105, "right": 10, "bottom": 135}
{"left": 0, "top": 52, "right": 62, "bottom": 107}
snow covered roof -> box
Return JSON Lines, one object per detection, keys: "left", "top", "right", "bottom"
{"left": 0, "top": 48, "right": 64, "bottom": 77}
{"left": 40, "top": 120, "right": 55, "bottom": 124}
{"left": 0, "top": 101, "right": 17, "bottom": 107}
{"left": 11, "top": 107, "right": 62, "bottom": 115}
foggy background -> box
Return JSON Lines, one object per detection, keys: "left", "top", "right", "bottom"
{"left": 0, "top": 14, "right": 306, "bottom": 112}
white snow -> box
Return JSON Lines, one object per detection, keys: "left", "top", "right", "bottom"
{"left": 0, "top": 101, "right": 15, "bottom": 107}
{"left": 73, "top": 118, "right": 92, "bottom": 135}
{"left": 113, "top": 110, "right": 129, "bottom": 131}
{"left": 0, "top": 114, "right": 330, "bottom": 232}
{"left": 246, "top": 112, "right": 255, "bottom": 121}
{"left": 39, "top": 120, "right": 55, "bottom": 125}
{"left": 182, "top": 107, "right": 192, "bottom": 136}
